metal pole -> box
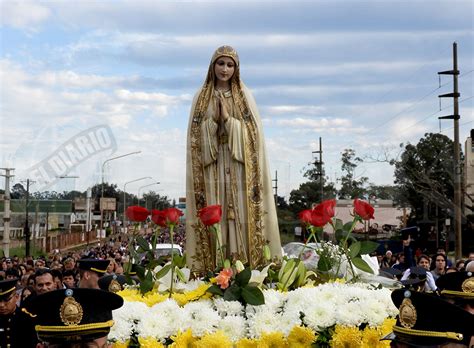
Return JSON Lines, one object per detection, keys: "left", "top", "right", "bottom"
{"left": 25, "top": 179, "right": 30, "bottom": 257}
{"left": 319, "top": 137, "right": 323, "bottom": 201}
{"left": 137, "top": 182, "right": 160, "bottom": 206}
{"left": 453, "top": 42, "right": 462, "bottom": 260}
{"left": 1, "top": 168, "right": 14, "bottom": 257}
{"left": 100, "top": 151, "right": 142, "bottom": 234}
{"left": 123, "top": 176, "right": 151, "bottom": 233}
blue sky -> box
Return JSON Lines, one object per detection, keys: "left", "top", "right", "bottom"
{"left": 1, "top": 0, "right": 473, "bottom": 201}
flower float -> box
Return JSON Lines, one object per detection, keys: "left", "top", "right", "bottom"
{"left": 115, "top": 199, "right": 399, "bottom": 347}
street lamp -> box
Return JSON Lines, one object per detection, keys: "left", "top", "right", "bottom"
{"left": 137, "top": 182, "right": 160, "bottom": 206}
{"left": 100, "top": 151, "right": 141, "bottom": 232}
{"left": 123, "top": 177, "right": 152, "bottom": 233}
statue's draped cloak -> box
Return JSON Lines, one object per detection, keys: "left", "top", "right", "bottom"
{"left": 185, "top": 83, "right": 281, "bottom": 272}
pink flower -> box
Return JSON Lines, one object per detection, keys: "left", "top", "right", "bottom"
{"left": 216, "top": 268, "right": 233, "bottom": 289}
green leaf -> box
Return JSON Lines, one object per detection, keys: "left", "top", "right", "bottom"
{"left": 173, "top": 254, "right": 186, "bottom": 268}
{"left": 349, "top": 241, "right": 361, "bottom": 258}
{"left": 223, "top": 284, "right": 241, "bottom": 301}
{"left": 136, "top": 236, "right": 150, "bottom": 252}
{"left": 206, "top": 284, "right": 224, "bottom": 296}
{"left": 359, "top": 241, "right": 379, "bottom": 255}
{"left": 235, "top": 267, "right": 251, "bottom": 286}
{"left": 140, "top": 279, "right": 154, "bottom": 294}
{"left": 318, "top": 256, "right": 332, "bottom": 271}
{"left": 334, "top": 218, "right": 344, "bottom": 231}
{"left": 352, "top": 257, "right": 374, "bottom": 274}
{"left": 147, "top": 259, "right": 161, "bottom": 270}
{"left": 343, "top": 221, "right": 354, "bottom": 232}
{"left": 154, "top": 264, "right": 171, "bottom": 280}
{"left": 242, "top": 285, "right": 265, "bottom": 305}
{"left": 134, "top": 264, "right": 146, "bottom": 279}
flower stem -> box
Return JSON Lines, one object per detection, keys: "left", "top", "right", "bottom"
{"left": 213, "top": 224, "right": 225, "bottom": 268}
{"left": 334, "top": 218, "right": 359, "bottom": 279}
{"left": 168, "top": 224, "right": 175, "bottom": 298}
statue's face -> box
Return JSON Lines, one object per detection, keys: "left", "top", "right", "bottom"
{"left": 214, "top": 56, "right": 235, "bottom": 83}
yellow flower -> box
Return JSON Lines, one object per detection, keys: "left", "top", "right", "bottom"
{"left": 258, "top": 332, "right": 289, "bottom": 348}
{"left": 138, "top": 336, "right": 165, "bottom": 348}
{"left": 194, "top": 331, "right": 233, "bottom": 348}
{"left": 172, "top": 283, "right": 213, "bottom": 306}
{"left": 361, "top": 326, "right": 389, "bottom": 348}
{"left": 110, "top": 341, "right": 129, "bottom": 348}
{"left": 235, "top": 337, "right": 259, "bottom": 348}
{"left": 330, "top": 325, "right": 362, "bottom": 348}
{"left": 380, "top": 317, "right": 396, "bottom": 337}
{"left": 287, "top": 326, "right": 317, "bottom": 347}
{"left": 169, "top": 329, "right": 196, "bottom": 348}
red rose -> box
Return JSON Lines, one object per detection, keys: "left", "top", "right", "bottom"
{"left": 310, "top": 199, "right": 336, "bottom": 227}
{"left": 298, "top": 209, "right": 313, "bottom": 225}
{"left": 126, "top": 206, "right": 150, "bottom": 222}
{"left": 163, "top": 207, "right": 183, "bottom": 226}
{"left": 199, "top": 205, "right": 222, "bottom": 226}
{"left": 151, "top": 209, "right": 166, "bottom": 227}
{"left": 353, "top": 198, "right": 375, "bottom": 220}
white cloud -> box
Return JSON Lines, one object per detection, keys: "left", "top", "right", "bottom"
{"left": 0, "top": 0, "right": 51, "bottom": 30}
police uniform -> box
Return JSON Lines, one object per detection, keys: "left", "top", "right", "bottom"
{"left": 384, "top": 288, "right": 473, "bottom": 347}
{"left": 0, "top": 279, "right": 36, "bottom": 348}
{"left": 24, "top": 287, "right": 123, "bottom": 345}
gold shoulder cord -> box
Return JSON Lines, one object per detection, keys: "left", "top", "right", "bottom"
{"left": 393, "top": 326, "right": 463, "bottom": 341}
{"left": 36, "top": 320, "right": 115, "bottom": 333}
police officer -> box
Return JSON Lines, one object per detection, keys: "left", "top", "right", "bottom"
{"left": 77, "top": 258, "right": 110, "bottom": 289}
{"left": 384, "top": 288, "right": 473, "bottom": 347}
{"left": 24, "top": 287, "right": 123, "bottom": 347}
{"left": 0, "top": 279, "right": 36, "bottom": 347}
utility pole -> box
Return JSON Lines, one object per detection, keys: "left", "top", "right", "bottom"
{"left": 312, "top": 137, "right": 324, "bottom": 202}
{"left": 1, "top": 168, "right": 14, "bottom": 257}
{"left": 272, "top": 170, "right": 278, "bottom": 205}
{"left": 438, "top": 42, "right": 462, "bottom": 260}
{"left": 21, "top": 179, "right": 35, "bottom": 257}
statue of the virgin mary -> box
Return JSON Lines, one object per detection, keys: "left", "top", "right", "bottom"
{"left": 186, "top": 45, "right": 281, "bottom": 272}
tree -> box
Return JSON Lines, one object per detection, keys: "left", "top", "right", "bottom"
{"left": 366, "top": 184, "right": 398, "bottom": 201}
{"left": 338, "top": 149, "right": 368, "bottom": 199}
{"left": 142, "top": 191, "right": 172, "bottom": 210}
{"left": 393, "top": 133, "right": 460, "bottom": 232}
{"left": 11, "top": 183, "right": 26, "bottom": 199}
{"left": 288, "top": 161, "right": 337, "bottom": 214}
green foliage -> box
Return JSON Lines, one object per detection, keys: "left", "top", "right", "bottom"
{"left": 338, "top": 148, "right": 368, "bottom": 199}
{"left": 206, "top": 267, "right": 265, "bottom": 306}
{"left": 393, "top": 133, "right": 458, "bottom": 227}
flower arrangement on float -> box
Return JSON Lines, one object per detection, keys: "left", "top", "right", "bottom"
{"left": 112, "top": 199, "right": 399, "bottom": 347}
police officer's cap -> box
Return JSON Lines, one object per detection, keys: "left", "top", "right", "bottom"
{"left": 383, "top": 289, "right": 473, "bottom": 347}
{"left": 25, "top": 288, "right": 123, "bottom": 343}
{"left": 0, "top": 278, "right": 17, "bottom": 301}
{"left": 77, "top": 258, "right": 110, "bottom": 277}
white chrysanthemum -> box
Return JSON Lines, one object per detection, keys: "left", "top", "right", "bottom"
{"left": 363, "top": 298, "right": 390, "bottom": 326}
{"left": 213, "top": 298, "right": 244, "bottom": 317}
{"left": 140, "top": 299, "right": 184, "bottom": 338}
{"left": 247, "top": 308, "right": 279, "bottom": 338}
{"left": 285, "top": 287, "right": 314, "bottom": 313}
{"left": 277, "top": 309, "right": 302, "bottom": 336}
{"left": 335, "top": 300, "right": 365, "bottom": 327}
{"left": 217, "top": 315, "right": 247, "bottom": 342}
{"left": 303, "top": 301, "right": 336, "bottom": 331}
{"left": 110, "top": 301, "right": 147, "bottom": 340}
{"left": 182, "top": 300, "right": 220, "bottom": 337}
{"left": 248, "top": 289, "right": 285, "bottom": 314}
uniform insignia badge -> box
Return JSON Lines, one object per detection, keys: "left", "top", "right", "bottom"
{"left": 461, "top": 277, "right": 474, "bottom": 294}
{"left": 399, "top": 291, "right": 417, "bottom": 329}
{"left": 108, "top": 275, "right": 122, "bottom": 293}
{"left": 60, "top": 289, "right": 83, "bottom": 326}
